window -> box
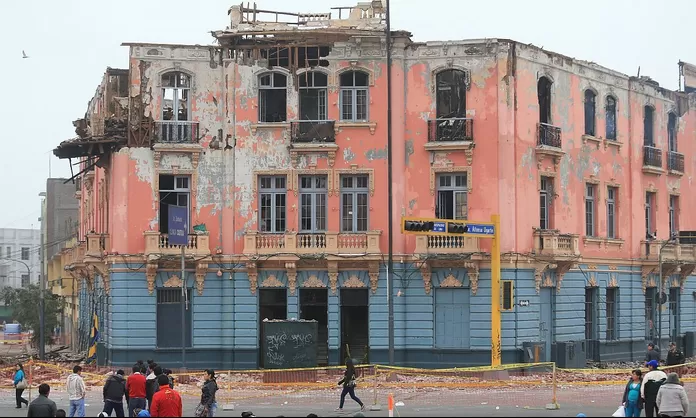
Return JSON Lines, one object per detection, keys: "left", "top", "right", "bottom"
{"left": 585, "top": 287, "right": 598, "bottom": 340}
{"left": 540, "top": 177, "right": 554, "bottom": 230}
{"left": 258, "top": 72, "right": 287, "bottom": 122}
{"left": 538, "top": 77, "right": 552, "bottom": 124}
{"left": 607, "top": 187, "right": 617, "bottom": 239}
{"left": 161, "top": 72, "right": 191, "bottom": 121}
{"left": 299, "top": 175, "right": 328, "bottom": 232}
{"left": 340, "top": 175, "right": 369, "bottom": 233}
{"left": 299, "top": 72, "right": 328, "bottom": 121}
{"left": 645, "top": 287, "right": 657, "bottom": 341}
{"left": 669, "top": 195, "right": 679, "bottom": 238}
{"left": 645, "top": 192, "right": 655, "bottom": 238}
{"left": 606, "top": 288, "right": 618, "bottom": 340}
{"left": 585, "top": 183, "right": 596, "bottom": 237}
{"left": 21, "top": 247, "right": 29, "bottom": 261}
{"left": 584, "top": 90, "right": 596, "bottom": 136}
{"left": 5, "top": 247, "right": 10, "bottom": 258}
{"left": 644, "top": 106, "right": 654, "bottom": 146}
{"left": 156, "top": 288, "right": 192, "bottom": 348}
{"left": 436, "top": 69, "right": 467, "bottom": 119}
{"left": 259, "top": 176, "right": 287, "bottom": 233}
{"left": 606, "top": 96, "right": 617, "bottom": 140}
{"left": 435, "top": 173, "right": 468, "bottom": 220}
{"left": 340, "top": 71, "right": 369, "bottom": 121}
{"left": 159, "top": 175, "right": 191, "bottom": 235}
{"left": 21, "top": 275, "right": 29, "bottom": 288}
{"left": 669, "top": 287, "right": 680, "bottom": 343}
{"left": 501, "top": 281, "right": 514, "bottom": 311}
{"left": 668, "top": 113, "right": 678, "bottom": 152}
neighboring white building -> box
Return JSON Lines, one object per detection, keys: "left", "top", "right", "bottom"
{"left": 0, "top": 228, "right": 41, "bottom": 288}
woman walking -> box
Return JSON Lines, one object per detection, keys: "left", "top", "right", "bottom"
{"left": 335, "top": 359, "right": 365, "bottom": 412}
{"left": 13, "top": 363, "right": 28, "bottom": 409}
{"left": 194, "top": 369, "right": 219, "bottom": 417}
{"left": 622, "top": 369, "right": 643, "bottom": 417}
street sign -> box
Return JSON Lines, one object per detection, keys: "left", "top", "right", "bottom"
{"left": 465, "top": 224, "right": 495, "bottom": 235}
{"left": 432, "top": 222, "right": 446, "bottom": 233}
{"left": 518, "top": 300, "right": 530, "bottom": 307}
{"left": 168, "top": 205, "right": 189, "bottom": 246}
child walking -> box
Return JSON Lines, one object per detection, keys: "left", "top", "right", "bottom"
{"left": 335, "top": 359, "right": 365, "bottom": 412}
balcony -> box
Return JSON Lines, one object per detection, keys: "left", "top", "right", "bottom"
{"left": 535, "top": 123, "right": 564, "bottom": 166}
{"left": 414, "top": 234, "right": 480, "bottom": 255}
{"left": 68, "top": 242, "right": 86, "bottom": 266}
{"left": 243, "top": 231, "right": 381, "bottom": 256}
{"left": 641, "top": 240, "right": 696, "bottom": 263}
{"left": 289, "top": 120, "right": 339, "bottom": 166}
{"left": 143, "top": 231, "right": 211, "bottom": 257}
{"left": 533, "top": 229, "right": 580, "bottom": 259}
{"left": 85, "top": 233, "right": 109, "bottom": 258}
{"left": 667, "top": 151, "right": 684, "bottom": 175}
{"left": 154, "top": 121, "right": 200, "bottom": 144}
{"left": 642, "top": 145, "right": 664, "bottom": 175}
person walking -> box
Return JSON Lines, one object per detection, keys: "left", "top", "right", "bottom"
{"left": 335, "top": 358, "right": 365, "bottom": 412}
{"left": 27, "top": 383, "right": 58, "bottom": 418}
{"left": 150, "top": 374, "right": 183, "bottom": 417}
{"left": 656, "top": 373, "right": 689, "bottom": 418}
{"left": 622, "top": 369, "right": 644, "bottom": 417}
{"left": 67, "top": 365, "right": 86, "bottom": 417}
{"left": 103, "top": 370, "right": 127, "bottom": 417}
{"left": 195, "top": 369, "right": 219, "bottom": 417}
{"left": 13, "top": 363, "right": 28, "bottom": 409}
{"left": 642, "top": 360, "right": 668, "bottom": 417}
{"left": 126, "top": 365, "right": 147, "bottom": 417}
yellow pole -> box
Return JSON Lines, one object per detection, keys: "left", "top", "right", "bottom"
{"left": 490, "top": 214, "right": 502, "bottom": 368}
{"left": 552, "top": 362, "right": 557, "bottom": 406}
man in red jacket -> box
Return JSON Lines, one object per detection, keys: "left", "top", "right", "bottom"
{"left": 126, "top": 366, "right": 147, "bottom": 417}
{"left": 150, "top": 375, "right": 182, "bottom": 417}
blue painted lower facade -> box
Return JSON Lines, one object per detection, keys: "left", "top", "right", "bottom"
{"left": 79, "top": 263, "right": 696, "bottom": 369}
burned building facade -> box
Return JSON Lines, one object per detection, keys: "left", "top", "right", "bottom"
{"left": 55, "top": 2, "right": 696, "bottom": 368}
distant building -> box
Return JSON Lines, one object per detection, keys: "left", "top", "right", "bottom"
{"left": 42, "top": 178, "right": 79, "bottom": 268}
{"left": 0, "top": 228, "right": 41, "bottom": 288}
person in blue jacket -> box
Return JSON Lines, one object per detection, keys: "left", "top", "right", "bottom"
{"left": 13, "top": 363, "right": 28, "bottom": 409}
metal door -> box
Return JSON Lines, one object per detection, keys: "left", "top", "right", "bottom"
{"left": 540, "top": 288, "right": 555, "bottom": 362}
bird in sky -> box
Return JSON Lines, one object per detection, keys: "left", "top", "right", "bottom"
{"left": 22, "top": 50, "right": 29, "bottom": 59}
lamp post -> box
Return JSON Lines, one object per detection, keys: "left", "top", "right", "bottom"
{"left": 384, "top": 0, "right": 394, "bottom": 366}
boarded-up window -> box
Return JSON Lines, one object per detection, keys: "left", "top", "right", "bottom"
{"left": 156, "top": 288, "right": 193, "bottom": 348}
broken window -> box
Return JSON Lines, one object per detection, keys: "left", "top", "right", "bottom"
{"left": 668, "top": 112, "right": 677, "bottom": 152}
{"left": 159, "top": 175, "right": 190, "bottom": 236}
{"left": 435, "top": 173, "right": 467, "bottom": 220}
{"left": 299, "top": 175, "right": 327, "bottom": 232}
{"left": 584, "top": 90, "right": 596, "bottom": 136}
{"left": 340, "top": 71, "right": 369, "bottom": 121}
{"left": 340, "top": 175, "right": 369, "bottom": 232}
{"left": 258, "top": 175, "right": 287, "bottom": 233}
{"left": 161, "top": 72, "right": 191, "bottom": 122}
{"left": 538, "top": 77, "right": 552, "bottom": 124}
{"left": 299, "top": 72, "right": 328, "bottom": 121}
{"left": 258, "top": 72, "right": 288, "bottom": 122}
{"left": 258, "top": 46, "right": 331, "bottom": 70}
{"left": 435, "top": 70, "right": 467, "bottom": 119}
{"left": 605, "top": 96, "right": 617, "bottom": 140}
{"left": 643, "top": 105, "right": 654, "bottom": 146}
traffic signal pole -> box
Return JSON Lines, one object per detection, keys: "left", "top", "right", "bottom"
{"left": 402, "top": 214, "right": 502, "bottom": 368}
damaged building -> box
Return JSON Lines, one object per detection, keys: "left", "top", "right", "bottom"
{"left": 54, "top": 1, "right": 696, "bottom": 368}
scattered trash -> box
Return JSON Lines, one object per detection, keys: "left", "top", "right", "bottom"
{"left": 395, "top": 401, "right": 404, "bottom": 407}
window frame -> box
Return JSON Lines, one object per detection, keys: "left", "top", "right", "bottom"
{"left": 585, "top": 287, "right": 598, "bottom": 340}
{"left": 501, "top": 280, "right": 514, "bottom": 311}
{"left": 537, "top": 76, "right": 553, "bottom": 125}
{"left": 20, "top": 247, "right": 30, "bottom": 261}
{"left": 645, "top": 287, "right": 657, "bottom": 341}
{"left": 156, "top": 288, "right": 193, "bottom": 348}
{"left": 258, "top": 72, "right": 288, "bottom": 123}
{"left": 435, "top": 69, "right": 468, "bottom": 119}
{"left": 605, "top": 96, "right": 617, "bottom": 140}
{"left": 540, "top": 176, "right": 554, "bottom": 230}
{"left": 435, "top": 173, "right": 468, "bottom": 220}
{"left": 667, "top": 112, "right": 678, "bottom": 152}
{"left": 161, "top": 71, "right": 192, "bottom": 122}
{"left": 669, "top": 195, "right": 679, "bottom": 238}
{"left": 643, "top": 105, "right": 654, "bottom": 146}
{"left": 339, "top": 71, "right": 369, "bottom": 122}
{"left": 584, "top": 89, "right": 596, "bottom": 136}
{"left": 258, "top": 175, "right": 287, "bottom": 233}
{"left": 585, "top": 183, "right": 596, "bottom": 237}
{"left": 340, "top": 174, "right": 369, "bottom": 233}
{"left": 298, "top": 71, "right": 329, "bottom": 121}
{"left": 606, "top": 186, "right": 617, "bottom": 239}
{"left": 645, "top": 192, "right": 655, "bottom": 237}
{"left": 606, "top": 287, "right": 618, "bottom": 341}
{"left": 158, "top": 174, "right": 191, "bottom": 235}
{"left": 299, "top": 175, "right": 328, "bottom": 233}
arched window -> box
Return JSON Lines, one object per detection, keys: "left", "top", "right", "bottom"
{"left": 299, "top": 71, "right": 328, "bottom": 121}
{"left": 643, "top": 105, "right": 654, "bottom": 146}
{"left": 339, "top": 71, "right": 369, "bottom": 121}
{"left": 605, "top": 96, "right": 617, "bottom": 140}
{"left": 258, "top": 72, "right": 287, "bottom": 122}
{"left": 161, "top": 72, "right": 191, "bottom": 121}
{"left": 584, "top": 90, "right": 596, "bottom": 136}
{"left": 538, "top": 77, "right": 552, "bottom": 124}
{"left": 435, "top": 69, "right": 467, "bottom": 119}
{"left": 668, "top": 112, "right": 677, "bottom": 152}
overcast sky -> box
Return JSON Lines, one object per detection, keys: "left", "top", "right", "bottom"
{"left": 0, "top": 0, "right": 691, "bottom": 230}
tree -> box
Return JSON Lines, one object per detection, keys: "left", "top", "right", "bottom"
{"left": 0, "top": 285, "right": 63, "bottom": 347}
